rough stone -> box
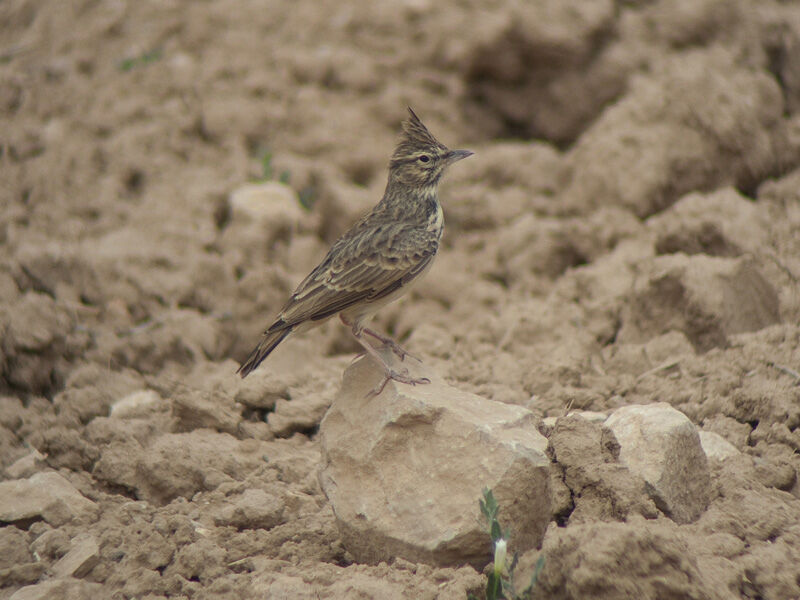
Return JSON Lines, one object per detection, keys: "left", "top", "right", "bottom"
{"left": 605, "top": 403, "right": 710, "bottom": 524}
{"left": 563, "top": 50, "right": 791, "bottom": 218}
{"left": 233, "top": 370, "right": 290, "bottom": 410}
{"left": 268, "top": 392, "right": 331, "bottom": 437}
{"left": 648, "top": 188, "right": 770, "bottom": 257}
{"left": 213, "top": 488, "right": 285, "bottom": 530}
{"left": 132, "top": 432, "right": 271, "bottom": 504}
{"left": 617, "top": 254, "right": 780, "bottom": 352}
{"left": 172, "top": 388, "right": 242, "bottom": 435}
{"left": 51, "top": 534, "right": 100, "bottom": 579}
{"left": 462, "top": 0, "right": 625, "bottom": 145}
{"left": 319, "top": 352, "right": 551, "bottom": 568}
{"left": 53, "top": 364, "right": 145, "bottom": 424}
{"left": 1, "top": 292, "right": 75, "bottom": 395}
{"left": 92, "top": 431, "right": 310, "bottom": 505}
{"left": 106, "top": 308, "right": 226, "bottom": 373}
{"left": 698, "top": 431, "right": 740, "bottom": 462}
{"left": 0, "top": 562, "right": 47, "bottom": 588}
{"left": 37, "top": 426, "right": 99, "bottom": 471}
{"left": 0, "top": 526, "right": 33, "bottom": 570}
{"left": 547, "top": 415, "right": 658, "bottom": 523}
{"left": 4, "top": 449, "right": 46, "bottom": 479}
{"left": 30, "top": 528, "right": 71, "bottom": 560}
{"left": 526, "top": 520, "right": 715, "bottom": 599}
{"left": 0, "top": 472, "right": 98, "bottom": 526}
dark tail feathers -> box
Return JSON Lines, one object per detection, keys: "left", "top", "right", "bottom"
{"left": 237, "top": 327, "right": 292, "bottom": 378}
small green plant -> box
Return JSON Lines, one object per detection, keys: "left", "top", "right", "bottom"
{"left": 473, "top": 488, "right": 544, "bottom": 600}
{"left": 259, "top": 150, "right": 274, "bottom": 180}
{"left": 255, "top": 150, "right": 291, "bottom": 184}
{"left": 253, "top": 149, "right": 316, "bottom": 211}
{"left": 118, "top": 48, "right": 163, "bottom": 72}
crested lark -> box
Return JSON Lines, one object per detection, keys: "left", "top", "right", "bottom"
{"left": 237, "top": 108, "right": 472, "bottom": 395}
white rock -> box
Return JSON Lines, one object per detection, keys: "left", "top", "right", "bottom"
{"left": 605, "top": 403, "right": 710, "bottom": 524}
{"left": 109, "top": 389, "right": 162, "bottom": 419}
{"left": 0, "top": 472, "right": 98, "bottom": 526}
{"left": 229, "top": 182, "right": 304, "bottom": 225}
{"left": 51, "top": 533, "right": 99, "bottom": 578}
{"left": 319, "top": 352, "right": 551, "bottom": 567}
{"left": 698, "top": 431, "right": 740, "bottom": 461}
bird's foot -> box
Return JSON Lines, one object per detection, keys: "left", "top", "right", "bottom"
{"left": 366, "top": 368, "right": 431, "bottom": 398}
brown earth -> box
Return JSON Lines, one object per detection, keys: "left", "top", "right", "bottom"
{"left": 2, "top": 0, "right": 800, "bottom": 598}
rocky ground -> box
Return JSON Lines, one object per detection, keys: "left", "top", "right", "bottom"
{"left": 3, "top": 0, "right": 800, "bottom": 598}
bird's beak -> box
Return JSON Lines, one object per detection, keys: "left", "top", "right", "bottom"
{"left": 445, "top": 149, "right": 474, "bottom": 163}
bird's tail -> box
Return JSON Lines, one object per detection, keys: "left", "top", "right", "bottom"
{"left": 237, "top": 327, "right": 292, "bottom": 378}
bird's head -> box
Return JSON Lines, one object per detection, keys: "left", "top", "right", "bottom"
{"left": 388, "top": 108, "right": 472, "bottom": 188}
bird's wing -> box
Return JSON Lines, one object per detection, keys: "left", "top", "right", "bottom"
{"left": 269, "top": 223, "right": 438, "bottom": 330}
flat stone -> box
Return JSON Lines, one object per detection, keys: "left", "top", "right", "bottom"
{"left": 0, "top": 472, "right": 98, "bottom": 526}
{"left": 319, "top": 352, "right": 551, "bottom": 568}
{"left": 605, "top": 403, "right": 710, "bottom": 524}
{"left": 51, "top": 534, "right": 100, "bottom": 578}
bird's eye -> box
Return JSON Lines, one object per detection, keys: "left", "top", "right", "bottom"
{"left": 418, "top": 155, "right": 430, "bottom": 163}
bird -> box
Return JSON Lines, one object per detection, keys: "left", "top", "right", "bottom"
{"left": 237, "top": 107, "right": 472, "bottom": 396}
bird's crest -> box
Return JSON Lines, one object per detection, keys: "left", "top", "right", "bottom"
{"left": 392, "top": 108, "right": 447, "bottom": 160}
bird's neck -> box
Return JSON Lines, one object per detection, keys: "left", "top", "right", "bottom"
{"left": 381, "top": 178, "right": 443, "bottom": 234}
{"left": 382, "top": 178, "right": 439, "bottom": 209}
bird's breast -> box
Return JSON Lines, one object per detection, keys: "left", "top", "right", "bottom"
{"left": 425, "top": 197, "right": 444, "bottom": 239}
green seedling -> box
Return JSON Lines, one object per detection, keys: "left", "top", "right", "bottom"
{"left": 118, "top": 48, "right": 163, "bottom": 72}
{"left": 472, "top": 488, "right": 544, "bottom": 600}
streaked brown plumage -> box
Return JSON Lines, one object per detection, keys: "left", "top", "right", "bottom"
{"left": 237, "top": 108, "right": 472, "bottom": 395}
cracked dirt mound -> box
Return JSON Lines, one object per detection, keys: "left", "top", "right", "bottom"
{"left": 3, "top": 0, "right": 800, "bottom": 598}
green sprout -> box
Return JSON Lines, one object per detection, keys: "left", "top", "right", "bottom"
{"left": 474, "top": 488, "right": 544, "bottom": 600}
{"left": 259, "top": 151, "right": 274, "bottom": 181}
{"left": 118, "top": 48, "right": 163, "bottom": 72}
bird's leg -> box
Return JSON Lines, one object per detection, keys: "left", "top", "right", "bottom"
{"left": 341, "top": 316, "right": 430, "bottom": 397}
{"left": 362, "top": 327, "right": 420, "bottom": 362}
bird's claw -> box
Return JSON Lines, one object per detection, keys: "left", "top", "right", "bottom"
{"left": 365, "top": 369, "right": 431, "bottom": 398}
{"left": 381, "top": 339, "right": 421, "bottom": 363}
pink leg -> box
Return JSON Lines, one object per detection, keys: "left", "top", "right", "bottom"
{"left": 340, "top": 316, "right": 430, "bottom": 397}
{"left": 362, "top": 327, "right": 420, "bottom": 362}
